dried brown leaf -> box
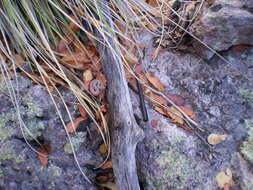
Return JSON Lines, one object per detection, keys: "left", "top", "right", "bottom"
{"left": 166, "top": 93, "right": 186, "bottom": 106}
{"left": 151, "top": 119, "right": 158, "bottom": 128}
{"left": 167, "top": 106, "right": 184, "bottom": 125}
{"left": 99, "top": 182, "right": 118, "bottom": 190}
{"left": 77, "top": 104, "right": 89, "bottom": 120}
{"left": 37, "top": 145, "right": 50, "bottom": 166}
{"left": 66, "top": 117, "right": 85, "bottom": 133}
{"left": 101, "top": 160, "right": 113, "bottom": 169}
{"left": 216, "top": 168, "right": 233, "bottom": 189}
{"left": 62, "top": 52, "right": 90, "bottom": 63}
{"left": 208, "top": 134, "right": 227, "bottom": 145}
{"left": 99, "top": 144, "right": 108, "bottom": 154}
{"left": 83, "top": 70, "right": 93, "bottom": 84}
{"left": 146, "top": 72, "right": 165, "bottom": 91}
{"left": 154, "top": 106, "right": 167, "bottom": 116}
{"left": 149, "top": 92, "right": 167, "bottom": 105}
{"left": 179, "top": 106, "right": 196, "bottom": 119}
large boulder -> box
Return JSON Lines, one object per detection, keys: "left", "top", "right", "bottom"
{"left": 191, "top": 0, "right": 253, "bottom": 58}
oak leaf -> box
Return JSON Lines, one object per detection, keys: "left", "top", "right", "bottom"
{"left": 149, "top": 92, "right": 167, "bottom": 105}
{"left": 66, "top": 117, "right": 85, "bottom": 133}
{"left": 154, "top": 106, "right": 167, "bottom": 116}
{"left": 216, "top": 168, "right": 233, "bottom": 190}
{"left": 167, "top": 106, "right": 184, "bottom": 125}
{"left": 77, "top": 104, "right": 89, "bottom": 120}
{"left": 83, "top": 70, "right": 93, "bottom": 84}
{"left": 62, "top": 52, "right": 90, "bottom": 63}
{"left": 101, "top": 160, "right": 112, "bottom": 169}
{"left": 166, "top": 93, "right": 186, "bottom": 106}
{"left": 151, "top": 119, "right": 158, "bottom": 128}
{"left": 99, "top": 144, "right": 108, "bottom": 154}
{"left": 146, "top": 72, "right": 165, "bottom": 91}
{"left": 99, "top": 182, "right": 117, "bottom": 190}
{"left": 208, "top": 134, "right": 227, "bottom": 145}
{"left": 179, "top": 106, "right": 196, "bottom": 119}
{"left": 37, "top": 145, "right": 50, "bottom": 166}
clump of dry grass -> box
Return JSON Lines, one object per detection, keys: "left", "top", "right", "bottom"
{"left": 0, "top": 0, "right": 221, "bottom": 183}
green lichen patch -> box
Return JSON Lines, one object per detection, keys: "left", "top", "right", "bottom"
{"left": 22, "top": 120, "right": 45, "bottom": 140}
{"left": 22, "top": 96, "right": 44, "bottom": 118}
{"left": 48, "top": 165, "right": 62, "bottom": 177}
{"left": 240, "top": 89, "right": 253, "bottom": 108}
{"left": 0, "top": 145, "right": 24, "bottom": 175}
{"left": 64, "top": 132, "right": 86, "bottom": 154}
{"left": 150, "top": 149, "right": 195, "bottom": 190}
{"left": 0, "top": 112, "right": 17, "bottom": 142}
{"left": 240, "top": 119, "right": 253, "bottom": 164}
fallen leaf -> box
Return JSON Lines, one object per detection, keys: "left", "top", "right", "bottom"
{"left": 152, "top": 46, "right": 163, "bottom": 59}
{"left": 147, "top": 0, "right": 159, "bottom": 7}
{"left": 66, "top": 117, "right": 85, "bottom": 133}
{"left": 99, "top": 182, "right": 118, "bottom": 190}
{"left": 77, "top": 104, "right": 89, "bottom": 120}
{"left": 83, "top": 70, "right": 93, "bottom": 84}
{"left": 69, "top": 21, "right": 79, "bottom": 31}
{"left": 216, "top": 168, "right": 233, "bottom": 189}
{"left": 207, "top": 134, "right": 227, "bottom": 145}
{"left": 0, "top": 51, "right": 7, "bottom": 62}
{"left": 149, "top": 92, "right": 167, "bottom": 105}
{"left": 101, "top": 160, "right": 112, "bottom": 169}
{"left": 62, "top": 52, "right": 90, "bottom": 63}
{"left": 167, "top": 106, "right": 184, "bottom": 125}
{"left": 166, "top": 93, "right": 186, "bottom": 106}
{"left": 115, "top": 20, "right": 126, "bottom": 33}
{"left": 151, "top": 119, "right": 158, "bottom": 128}
{"left": 179, "top": 106, "right": 196, "bottom": 119}
{"left": 13, "top": 54, "right": 24, "bottom": 65}
{"left": 146, "top": 72, "right": 165, "bottom": 91}
{"left": 134, "top": 64, "right": 143, "bottom": 75}
{"left": 99, "top": 144, "right": 108, "bottom": 154}
{"left": 124, "top": 50, "right": 138, "bottom": 64}
{"left": 231, "top": 45, "right": 251, "bottom": 52}
{"left": 57, "top": 39, "right": 68, "bottom": 52}
{"left": 154, "top": 106, "right": 167, "bottom": 116}
{"left": 37, "top": 145, "right": 50, "bottom": 166}
{"left": 96, "top": 175, "right": 109, "bottom": 183}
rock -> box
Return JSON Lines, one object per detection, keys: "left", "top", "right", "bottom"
{"left": 134, "top": 29, "right": 253, "bottom": 189}
{"left": 0, "top": 74, "right": 98, "bottom": 190}
{"left": 240, "top": 119, "right": 253, "bottom": 164}
{"left": 191, "top": 0, "right": 253, "bottom": 58}
{"left": 230, "top": 153, "right": 253, "bottom": 190}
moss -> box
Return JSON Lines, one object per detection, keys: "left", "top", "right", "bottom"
{"left": 64, "top": 132, "right": 86, "bottom": 154}
{"left": 240, "top": 120, "right": 253, "bottom": 164}
{"left": 147, "top": 149, "right": 195, "bottom": 190}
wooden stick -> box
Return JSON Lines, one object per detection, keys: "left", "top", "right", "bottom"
{"left": 95, "top": 1, "right": 144, "bottom": 190}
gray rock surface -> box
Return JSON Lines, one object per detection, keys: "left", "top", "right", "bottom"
{"left": 0, "top": 75, "right": 98, "bottom": 190}
{"left": 191, "top": 0, "right": 253, "bottom": 58}
{"left": 133, "top": 28, "right": 253, "bottom": 190}
{"left": 1, "top": 0, "right": 253, "bottom": 189}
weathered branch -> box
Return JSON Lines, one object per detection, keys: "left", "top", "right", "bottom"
{"left": 95, "top": 1, "right": 144, "bottom": 190}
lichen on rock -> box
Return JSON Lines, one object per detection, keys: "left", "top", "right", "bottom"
{"left": 240, "top": 119, "right": 253, "bottom": 164}
{"left": 0, "top": 112, "right": 16, "bottom": 142}
{"left": 64, "top": 132, "right": 86, "bottom": 154}
{"left": 153, "top": 149, "right": 195, "bottom": 190}
{"left": 0, "top": 143, "right": 24, "bottom": 176}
